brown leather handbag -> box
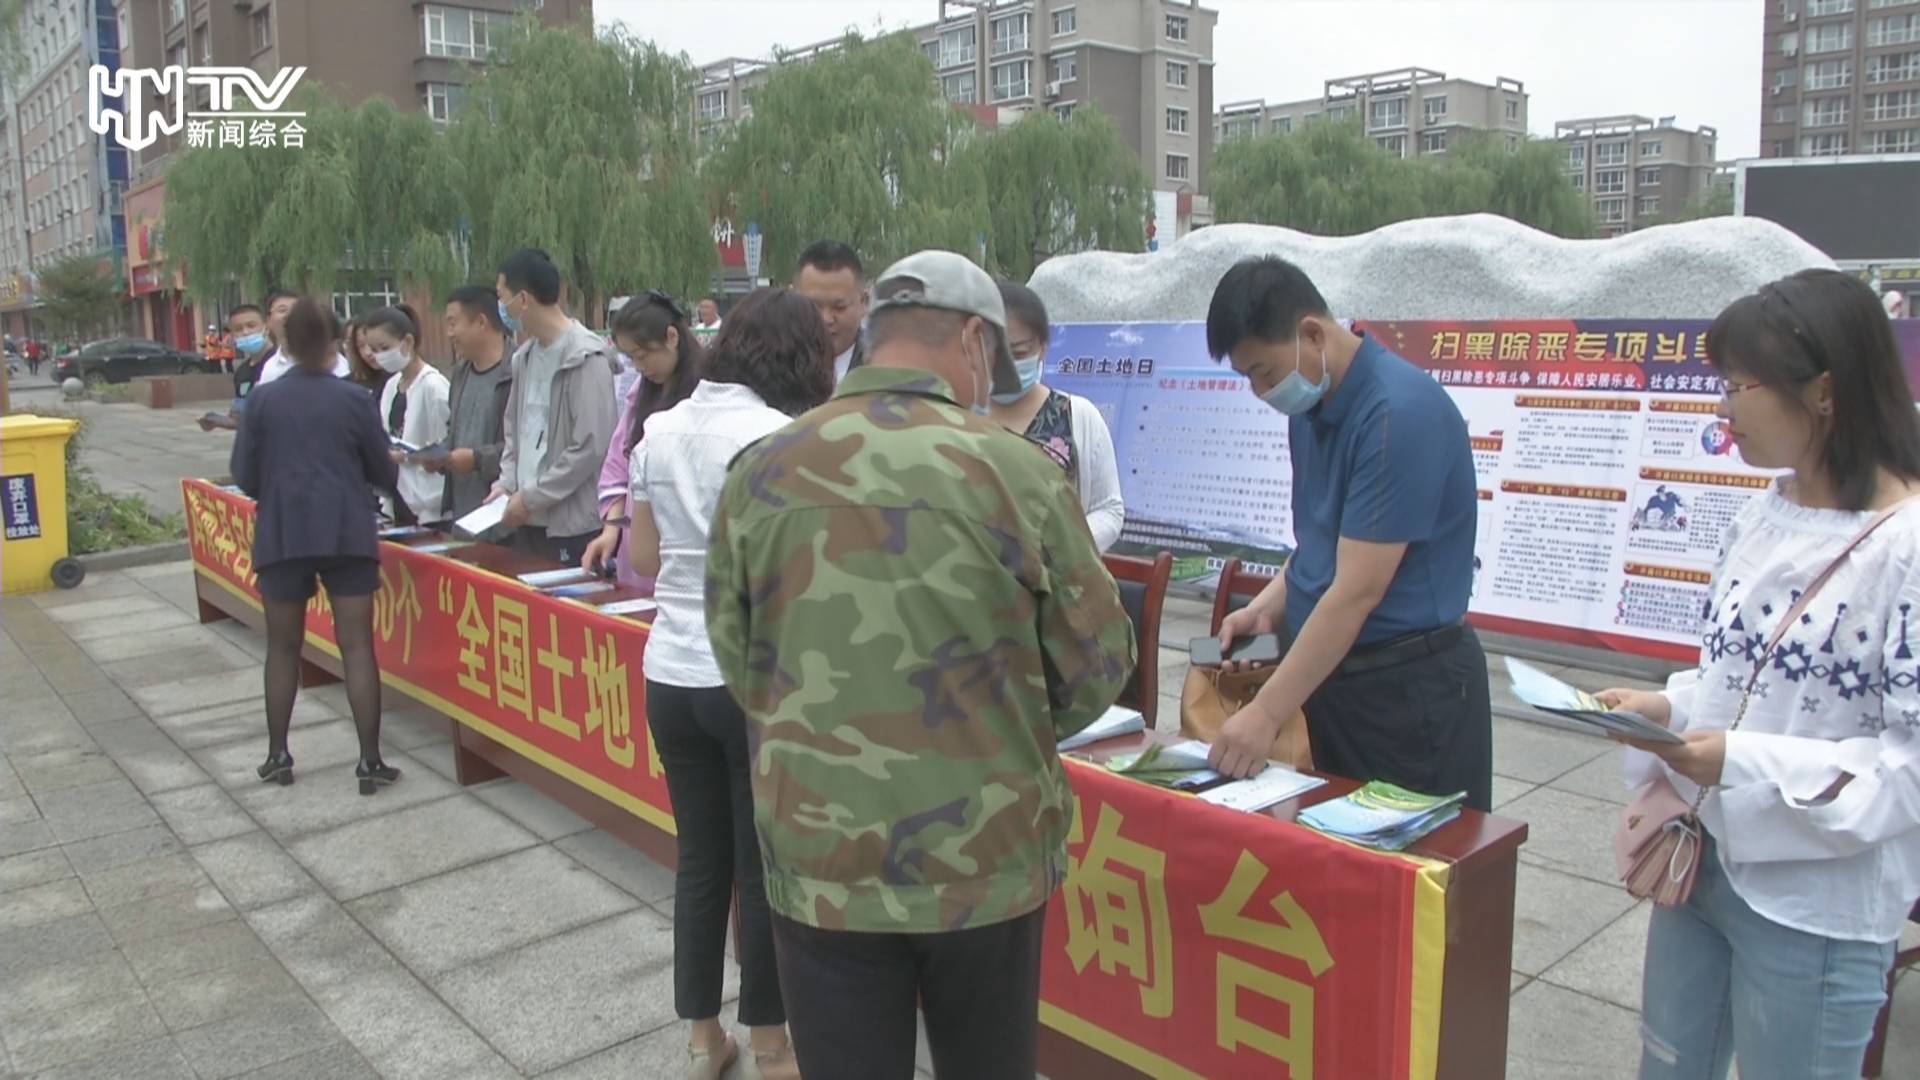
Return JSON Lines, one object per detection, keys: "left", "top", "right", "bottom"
{"left": 1179, "top": 664, "right": 1313, "bottom": 771}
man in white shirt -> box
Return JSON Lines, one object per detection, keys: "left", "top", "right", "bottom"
{"left": 255, "top": 289, "right": 351, "bottom": 384}
{"left": 794, "top": 240, "right": 867, "bottom": 384}
{"left": 692, "top": 296, "right": 723, "bottom": 346}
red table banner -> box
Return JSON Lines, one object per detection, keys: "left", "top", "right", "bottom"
{"left": 184, "top": 478, "right": 1451, "bottom": 1079}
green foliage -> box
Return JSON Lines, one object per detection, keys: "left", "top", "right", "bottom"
{"left": 968, "top": 107, "right": 1148, "bottom": 281}
{"left": 36, "top": 255, "right": 125, "bottom": 341}
{"left": 1642, "top": 183, "right": 1735, "bottom": 227}
{"left": 1211, "top": 120, "right": 1595, "bottom": 239}
{"left": 700, "top": 32, "right": 990, "bottom": 278}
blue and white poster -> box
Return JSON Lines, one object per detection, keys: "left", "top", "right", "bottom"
{"left": 3, "top": 473, "right": 41, "bottom": 541}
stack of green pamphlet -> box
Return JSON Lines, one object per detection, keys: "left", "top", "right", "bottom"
{"left": 1103, "top": 739, "right": 1223, "bottom": 791}
{"left": 1298, "top": 781, "right": 1466, "bottom": 851}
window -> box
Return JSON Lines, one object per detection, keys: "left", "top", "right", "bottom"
{"left": 1871, "top": 0, "right": 1920, "bottom": 9}
{"left": 1570, "top": 172, "right": 1586, "bottom": 191}
{"left": 1637, "top": 195, "right": 1663, "bottom": 216}
{"left": 1867, "top": 127, "right": 1920, "bottom": 151}
{"left": 1166, "top": 106, "right": 1189, "bottom": 134}
{"left": 1049, "top": 54, "right": 1077, "bottom": 84}
{"left": 1870, "top": 13, "right": 1920, "bottom": 43}
{"left": 1505, "top": 99, "right": 1521, "bottom": 121}
{"left": 1637, "top": 166, "right": 1662, "bottom": 186}
{"left": 1595, "top": 168, "right": 1626, "bottom": 194}
{"left": 1053, "top": 102, "right": 1075, "bottom": 121}
{"left": 941, "top": 70, "right": 977, "bottom": 103}
{"left": 423, "top": 5, "right": 517, "bottom": 60}
{"left": 1375, "top": 133, "right": 1407, "bottom": 158}
{"left": 1421, "top": 129, "right": 1448, "bottom": 153}
{"left": 193, "top": 24, "right": 211, "bottom": 64}
{"left": 1220, "top": 115, "right": 1258, "bottom": 140}
{"left": 1808, "top": 0, "right": 1854, "bottom": 13}
{"left": 698, "top": 88, "right": 727, "bottom": 122}
{"left": 1369, "top": 97, "right": 1406, "bottom": 130}
{"left": 1867, "top": 50, "right": 1920, "bottom": 83}
{"left": 423, "top": 82, "right": 465, "bottom": 123}
{"left": 1802, "top": 131, "right": 1850, "bottom": 154}
{"left": 935, "top": 26, "right": 976, "bottom": 68}
{"left": 1775, "top": 105, "right": 1795, "bottom": 123}
{"left": 1596, "top": 199, "right": 1627, "bottom": 225}
{"left": 1566, "top": 143, "right": 1586, "bottom": 170}
{"left": 1639, "top": 139, "right": 1664, "bottom": 158}
{"left": 1052, "top": 7, "right": 1076, "bottom": 36}
{"left": 990, "top": 59, "right": 1031, "bottom": 102}
{"left": 990, "top": 13, "right": 1029, "bottom": 57}
{"left": 1166, "top": 60, "right": 1188, "bottom": 88}
{"left": 168, "top": 43, "right": 186, "bottom": 71}
{"left": 1773, "top": 66, "right": 1800, "bottom": 91}
{"left": 1166, "top": 13, "right": 1190, "bottom": 42}
{"left": 1808, "top": 22, "right": 1852, "bottom": 51}
{"left": 1804, "top": 96, "right": 1850, "bottom": 127}
{"left": 1596, "top": 140, "right": 1628, "bottom": 166}
{"left": 1780, "top": 30, "right": 1801, "bottom": 53}
{"left": 1869, "top": 89, "right": 1920, "bottom": 119}
{"left": 1165, "top": 152, "right": 1190, "bottom": 180}
{"left": 1272, "top": 115, "right": 1292, "bottom": 135}
{"left": 1806, "top": 59, "right": 1852, "bottom": 89}
{"left": 1423, "top": 95, "right": 1448, "bottom": 124}
{"left": 168, "top": 0, "right": 185, "bottom": 27}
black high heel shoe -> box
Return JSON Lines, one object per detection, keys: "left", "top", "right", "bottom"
{"left": 355, "top": 759, "right": 401, "bottom": 796}
{"left": 256, "top": 751, "right": 294, "bottom": 786}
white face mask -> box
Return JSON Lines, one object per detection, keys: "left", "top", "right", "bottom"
{"left": 374, "top": 345, "right": 411, "bottom": 374}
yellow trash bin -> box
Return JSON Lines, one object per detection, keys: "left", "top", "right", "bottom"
{"left": 1, "top": 413, "right": 85, "bottom": 594}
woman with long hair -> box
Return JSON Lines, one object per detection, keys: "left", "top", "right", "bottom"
{"left": 580, "top": 290, "right": 702, "bottom": 589}
{"left": 628, "top": 288, "right": 833, "bottom": 1080}
{"left": 1599, "top": 269, "right": 1920, "bottom": 1079}
{"left": 343, "top": 317, "right": 387, "bottom": 392}
{"left": 229, "top": 297, "right": 403, "bottom": 795}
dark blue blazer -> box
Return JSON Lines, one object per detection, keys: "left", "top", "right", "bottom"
{"left": 230, "top": 367, "right": 397, "bottom": 569}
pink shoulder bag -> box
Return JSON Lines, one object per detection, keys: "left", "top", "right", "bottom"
{"left": 1613, "top": 495, "right": 1920, "bottom": 907}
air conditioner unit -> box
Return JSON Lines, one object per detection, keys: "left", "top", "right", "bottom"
{"left": 1787, "top": 11, "right": 1798, "bottom": 21}
{"left": 1771, "top": 86, "right": 1782, "bottom": 95}
{"left": 1045, "top": 80, "right": 1065, "bottom": 99}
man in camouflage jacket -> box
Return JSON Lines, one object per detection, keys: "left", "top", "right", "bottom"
{"left": 705, "top": 250, "right": 1136, "bottom": 1079}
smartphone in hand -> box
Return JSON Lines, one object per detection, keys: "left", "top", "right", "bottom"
{"left": 1189, "top": 634, "right": 1282, "bottom": 668}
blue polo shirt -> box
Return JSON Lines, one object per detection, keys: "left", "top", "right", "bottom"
{"left": 1283, "top": 335, "right": 1477, "bottom": 646}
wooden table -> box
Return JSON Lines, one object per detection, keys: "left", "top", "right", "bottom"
{"left": 185, "top": 491, "right": 1528, "bottom": 1079}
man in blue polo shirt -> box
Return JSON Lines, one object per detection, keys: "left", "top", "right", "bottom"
{"left": 1205, "top": 256, "right": 1491, "bottom": 811}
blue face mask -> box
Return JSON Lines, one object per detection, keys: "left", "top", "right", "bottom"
{"left": 991, "top": 356, "right": 1043, "bottom": 405}
{"left": 234, "top": 331, "right": 268, "bottom": 356}
{"left": 497, "top": 297, "right": 522, "bottom": 335}
{"left": 1259, "top": 339, "right": 1330, "bottom": 416}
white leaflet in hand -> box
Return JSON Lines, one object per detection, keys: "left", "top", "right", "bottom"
{"left": 452, "top": 498, "right": 508, "bottom": 537}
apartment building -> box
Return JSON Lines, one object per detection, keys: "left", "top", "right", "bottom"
{"left": 1761, "top": 0, "right": 1920, "bottom": 158}
{"left": 0, "top": 0, "right": 132, "bottom": 340}
{"left": 1557, "top": 116, "right": 1720, "bottom": 235}
{"left": 105, "top": 0, "right": 589, "bottom": 346}
{"left": 696, "top": 1, "right": 1218, "bottom": 225}
{"left": 1215, "top": 67, "right": 1528, "bottom": 159}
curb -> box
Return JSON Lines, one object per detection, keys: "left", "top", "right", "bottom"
{"left": 76, "top": 540, "right": 191, "bottom": 572}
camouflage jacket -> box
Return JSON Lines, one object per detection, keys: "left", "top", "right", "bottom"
{"left": 705, "top": 365, "right": 1136, "bottom": 934}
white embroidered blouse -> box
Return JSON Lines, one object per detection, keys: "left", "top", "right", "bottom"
{"left": 1625, "top": 479, "right": 1920, "bottom": 943}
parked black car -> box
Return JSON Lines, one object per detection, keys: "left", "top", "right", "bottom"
{"left": 53, "top": 338, "right": 219, "bottom": 386}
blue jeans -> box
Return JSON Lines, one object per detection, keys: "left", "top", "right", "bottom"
{"left": 1639, "top": 836, "right": 1893, "bottom": 1080}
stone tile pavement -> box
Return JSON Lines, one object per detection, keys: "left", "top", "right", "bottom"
{"left": 3, "top": 564, "right": 1917, "bottom": 1079}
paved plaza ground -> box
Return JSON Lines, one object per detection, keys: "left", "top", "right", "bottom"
{"left": 3, "top": 394, "right": 1917, "bottom": 1078}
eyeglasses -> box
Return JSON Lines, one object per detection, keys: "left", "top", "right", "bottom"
{"left": 1716, "top": 377, "right": 1765, "bottom": 399}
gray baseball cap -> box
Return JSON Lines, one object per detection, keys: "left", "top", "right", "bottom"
{"left": 869, "top": 250, "right": 1019, "bottom": 395}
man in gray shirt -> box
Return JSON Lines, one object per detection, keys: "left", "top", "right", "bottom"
{"left": 431, "top": 285, "right": 513, "bottom": 522}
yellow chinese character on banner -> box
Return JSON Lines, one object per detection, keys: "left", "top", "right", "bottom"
{"left": 1694, "top": 331, "right": 1710, "bottom": 360}
{"left": 1462, "top": 332, "right": 1495, "bottom": 362}
{"left": 454, "top": 585, "right": 489, "bottom": 697}
{"left": 1613, "top": 332, "right": 1649, "bottom": 363}
{"left": 372, "top": 562, "right": 423, "bottom": 665}
{"left": 1536, "top": 332, "right": 1570, "bottom": 362}
{"left": 1496, "top": 332, "right": 1532, "bottom": 362}
{"left": 535, "top": 612, "right": 579, "bottom": 738}
{"left": 1197, "top": 850, "right": 1335, "bottom": 1078}
{"left": 1429, "top": 331, "right": 1460, "bottom": 362}
{"left": 581, "top": 628, "right": 634, "bottom": 767}
{"left": 1652, "top": 332, "right": 1688, "bottom": 363}
{"left": 1063, "top": 801, "right": 1174, "bottom": 1019}
{"left": 1573, "top": 332, "right": 1609, "bottom": 362}
{"left": 493, "top": 595, "right": 532, "bottom": 721}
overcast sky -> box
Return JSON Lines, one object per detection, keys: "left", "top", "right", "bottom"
{"left": 598, "top": 0, "right": 1764, "bottom": 159}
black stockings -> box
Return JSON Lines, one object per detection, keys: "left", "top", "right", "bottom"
{"left": 262, "top": 594, "right": 384, "bottom": 762}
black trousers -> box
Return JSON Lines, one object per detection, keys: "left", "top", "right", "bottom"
{"left": 1304, "top": 624, "right": 1494, "bottom": 812}
{"left": 645, "top": 680, "right": 784, "bottom": 1026}
{"left": 509, "top": 525, "right": 599, "bottom": 568}
{"left": 772, "top": 905, "right": 1047, "bottom": 1080}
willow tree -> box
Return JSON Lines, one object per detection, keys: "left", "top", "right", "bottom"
{"left": 1432, "top": 131, "right": 1595, "bottom": 238}
{"left": 700, "top": 32, "right": 990, "bottom": 278}
{"left": 161, "top": 86, "right": 465, "bottom": 302}
{"left": 967, "top": 106, "right": 1148, "bottom": 281}
{"left": 448, "top": 23, "right": 714, "bottom": 319}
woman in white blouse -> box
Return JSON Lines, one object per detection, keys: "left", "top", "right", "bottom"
{"left": 1599, "top": 269, "right": 1920, "bottom": 1080}
{"left": 627, "top": 288, "right": 833, "bottom": 1080}
{"left": 989, "top": 282, "right": 1125, "bottom": 551}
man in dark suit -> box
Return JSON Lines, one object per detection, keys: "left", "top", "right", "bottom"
{"left": 794, "top": 240, "right": 868, "bottom": 384}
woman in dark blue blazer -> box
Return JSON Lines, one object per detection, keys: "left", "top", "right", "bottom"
{"left": 230, "top": 297, "right": 404, "bottom": 795}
